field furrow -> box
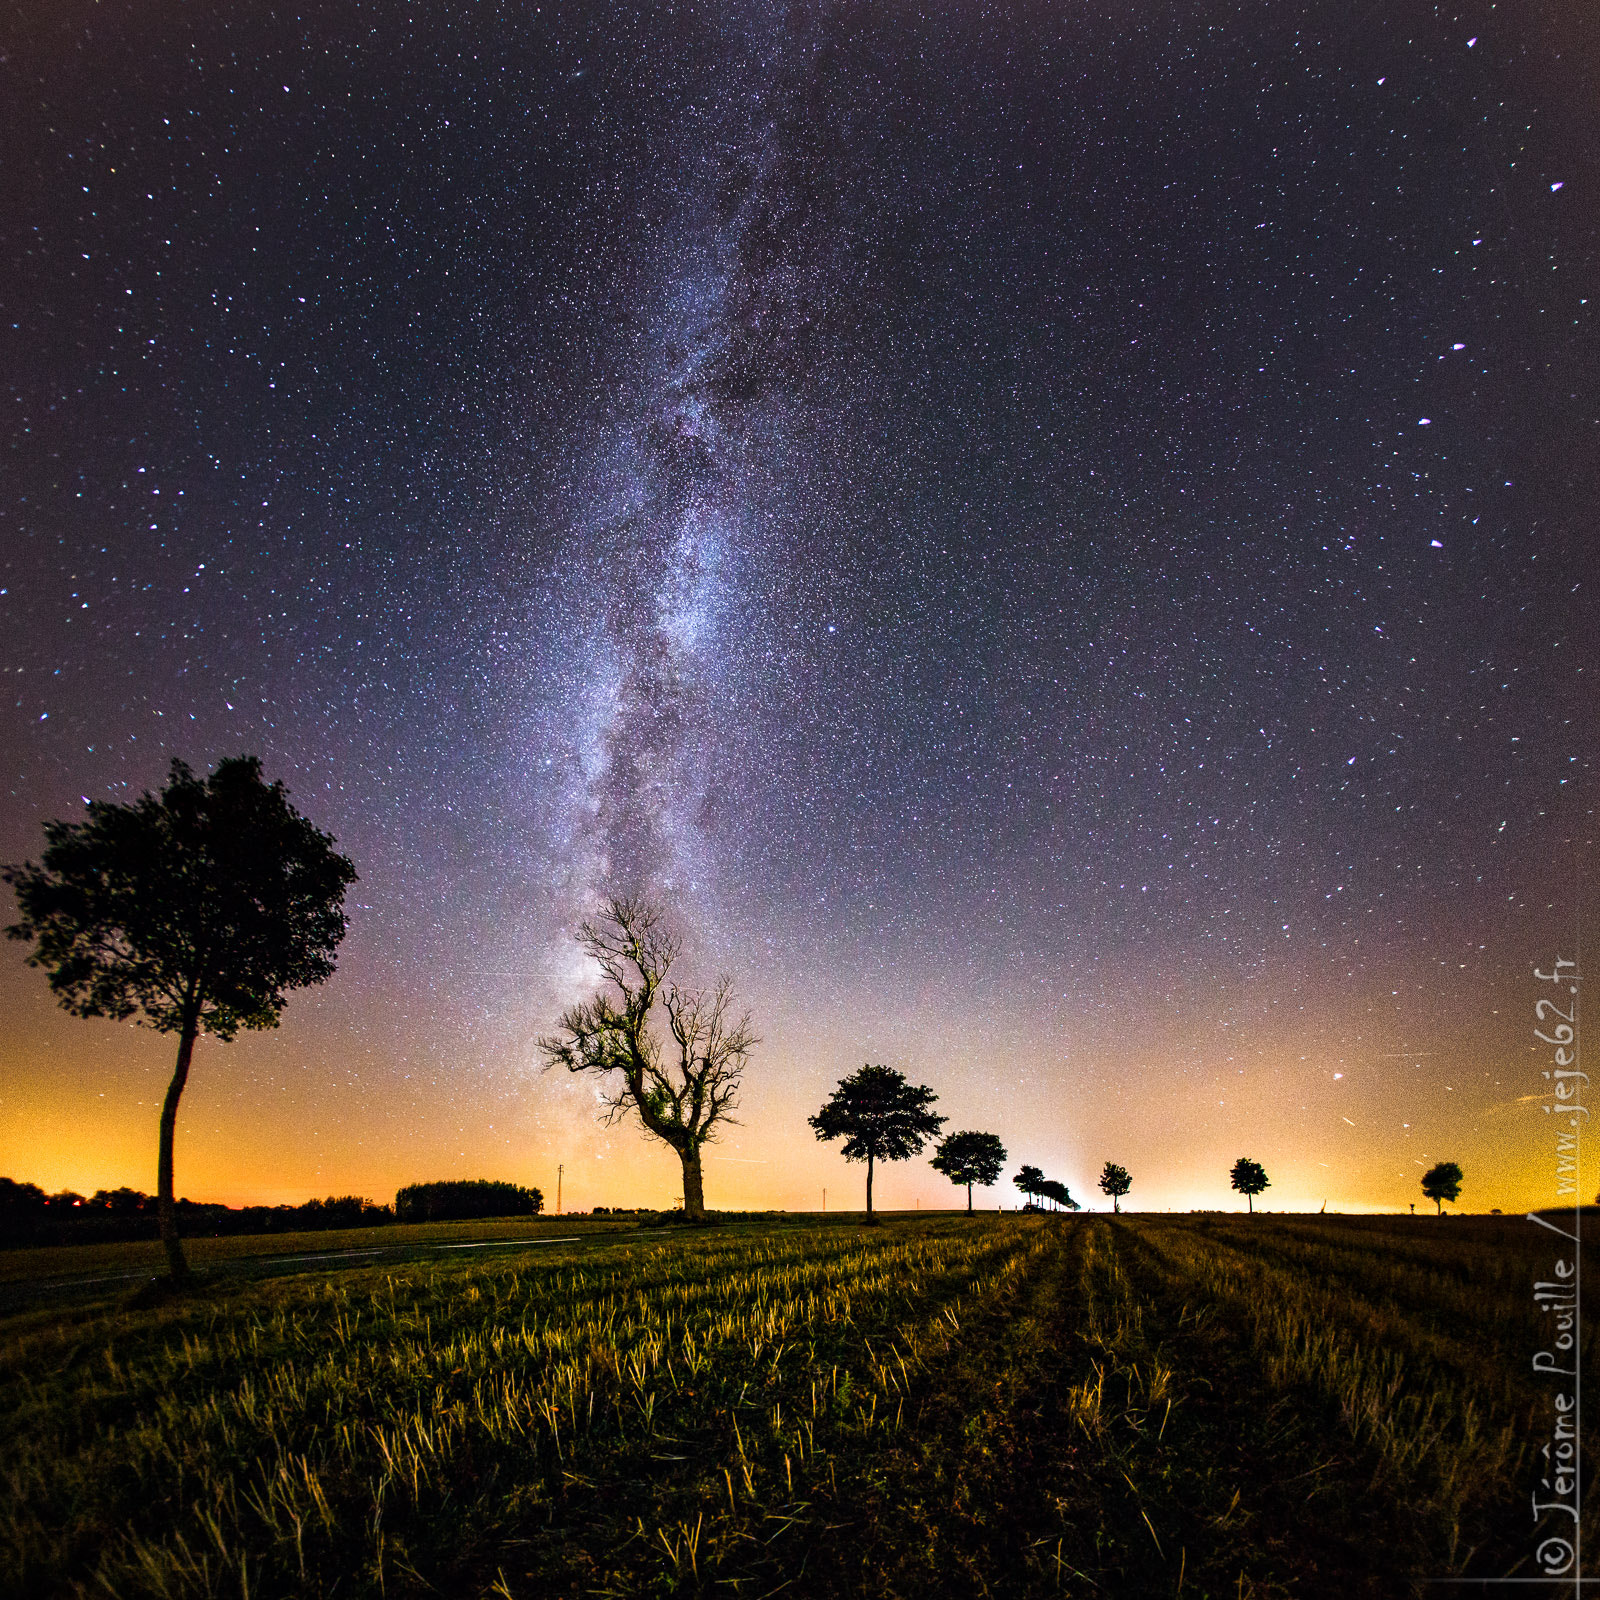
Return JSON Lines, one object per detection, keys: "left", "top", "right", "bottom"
{"left": 2, "top": 1220, "right": 1044, "bottom": 1598}
{"left": 1, "top": 1214, "right": 1582, "bottom": 1598}
{"left": 1120, "top": 1217, "right": 1580, "bottom": 1584}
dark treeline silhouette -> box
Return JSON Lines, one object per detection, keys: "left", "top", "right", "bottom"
{"left": 1014, "top": 1165, "right": 1079, "bottom": 1212}
{"left": 2, "top": 1174, "right": 544, "bottom": 1248}
{"left": 0, "top": 1176, "right": 391, "bottom": 1247}
{"left": 394, "top": 1179, "right": 543, "bottom": 1223}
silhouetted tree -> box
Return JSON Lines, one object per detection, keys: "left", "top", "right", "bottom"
{"left": 1039, "top": 1178, "right": 1079, "bottom": 1211}
{"left": 930, "top": 1130, "right": 1007, "bottom": 1213}
{"left": 1014, "top": 1164, "right": 1046, "bottom": 1208}
{"left": 540, "top": 896, "right": 755, "bottom": 1222}
{"left": 1230, "top": 1156, "right": 1270, "bottom": 1213}
{"left": 1099, "top": 1162, "right": 1132, "bottom": 1213}
{"left": 810, "top": 1064, "right": 945, "bottom": 1217}
{"left": 1421, "top": 1160, "right": 1463, "bottom": 1215}
{"left": 5, "top": 757, "right": 356, "bottom": 1282}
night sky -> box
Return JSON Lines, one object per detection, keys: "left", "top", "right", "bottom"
{"left": 3, "top": 0, "right": 1596, "bottom": 1215}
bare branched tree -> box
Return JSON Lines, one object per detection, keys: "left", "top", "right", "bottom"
{"left": 539, "top": 896, "right": 756, "bottom": 1220}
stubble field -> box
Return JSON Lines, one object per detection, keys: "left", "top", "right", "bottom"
{"left": 1, "top": 1213, "right": 1588, "bottom": 1598}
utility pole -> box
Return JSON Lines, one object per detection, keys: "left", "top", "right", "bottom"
{"left": 557, "top": 1164, "right": 564, "bottom": 1216}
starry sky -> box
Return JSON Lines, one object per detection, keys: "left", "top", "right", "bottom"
{"left": 2, "top": 0, "right": 1596, "bottom": 1216}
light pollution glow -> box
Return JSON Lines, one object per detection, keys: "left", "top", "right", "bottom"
{"left": 0, "top": 915, "right": 1585, "bottom": 1218}
{"left": 1, "top": 0, "right": 1593, "bottom": 1224}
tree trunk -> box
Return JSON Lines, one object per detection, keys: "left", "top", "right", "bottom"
{"left": 966, "top": 1181, "right": 973, "bottom": 1215}
{"left": 1247, "top": 1193, "right": 1253, "bottom": 1214}
{"left": 681, "top": 1145, "right": 706, "bottom": 1220}
{"left": 1114, "top": 1196, "right": 1120, "bottom": 1214}
{"left": 866, "top": 1151, "right": 874, "bottom": 1216}
{"left": 158, "top": 1020, "right": 198, "bottom": 1282}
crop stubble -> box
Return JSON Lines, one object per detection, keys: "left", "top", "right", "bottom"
{"left": 0, "top": 1215, "right": 1587, "bottom": 1597}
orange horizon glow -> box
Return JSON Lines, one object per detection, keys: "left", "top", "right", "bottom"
{"left": 3, "top": 942, "right": 1585, "bottom": 1222}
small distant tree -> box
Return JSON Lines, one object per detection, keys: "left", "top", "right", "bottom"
{"left": 4, "top": 757, "right": 357, "bottom": 1283}
{"left": 540, "top": 896, "right": 756, "bottom": 1223}
{"left": 810, "top": 1064, "right": 945, "bottom": 1217}
{"left": 1039, "top": 1178, "right": 1079, "bottom": 1212}
{"left": 1099, "top": 1162, "right": 1132, "bottom": 1213}
{"left": 1013, "top": 1164, "right": 1045, "bottom": 1208}
{"left": 1421, "top": 1161, "right": 1463, "bottom": 1215}
{"left": 930, "top": 1130, "right": 1007, "bottom": 1214}
{"left": 1230, "top": 1157, "right": 1270, "bottom": 1213}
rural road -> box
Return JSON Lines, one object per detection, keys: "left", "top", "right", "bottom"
{"left": 0, "top": 1233, "right": 591, "bottom": 1315}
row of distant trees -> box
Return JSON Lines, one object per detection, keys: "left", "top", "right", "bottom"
{"left": 0, "top": 1176, "right": 543, "bottom": 1248}
{"left": 806, "top": 1063, "right": 1097, "bottom": 1217}
{"left": 0, "top": 1178, "right": 388, "bottom": 1248}
{"left": 802, "top": 1082, "right": 1468, "bottom": 1218}
{"left": 1226, "top": 1156, "right": 1465, "bottom": 1215}
{"left": 539, "top": 905, "right": 1141, "bottom": 1222}
{"left": 546, "top": 902, "right": 1473, "bottom": 1221}
{"left": 395, "top": 1179, "right": 542, "bottom": 1223}
{"left": 2, "top": 761, "right": 1477, "bottom": 1282}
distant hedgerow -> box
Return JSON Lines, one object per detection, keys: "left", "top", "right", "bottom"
{"left": 394, "top": 1179, "right": 543, "bottom": 1223}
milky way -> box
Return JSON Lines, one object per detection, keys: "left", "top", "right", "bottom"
{"left": 559, "top": 8, "right": 856, "bottom": 905}
{"left": 1, "top": 0, "right": 1596, "bottom": 1212}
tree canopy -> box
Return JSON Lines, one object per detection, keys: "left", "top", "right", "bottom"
{"left": 539, "top": 896, "right": 755, "bottom": 1222}
{"left": 810, "top": 1064, "right": 944, "bottom": 1217}
{"left": 1011, "top": 1168, "right": 1078, "bottom": 1211}
{"left": 395, "top": 1180, "right": 543, "bottom": 1223}
{"left": 1098, "top": 1162, "right": 1132, "bottom": 1212}
{"left": 1014, "top": 1164, "right": 1046, "bottom": 1206}
{"left": 929, "top": 1130, "right": 1007, "bottom": 1213}
{"left": 1420, "top": 1161, "right": 1463, "bottom": 1214}
{"left": 1229, "top": 1156, "right": 1270, "bottom": 1213}
{"left": 5, "top": 756, "right": 356, "bottom": 1280}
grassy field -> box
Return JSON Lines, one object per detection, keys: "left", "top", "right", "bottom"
{"left": 0, "top": 1214, "right": 634, "bottom": 1290}
{"left": 1, "top": 1213, "right": 1591, "bottom": 1598}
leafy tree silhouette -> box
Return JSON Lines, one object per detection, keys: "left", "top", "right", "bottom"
{"left": 930, "top": 1130, "right": 1007, "bottom": 1214}
{"left": 1013, "top": 1163, "right": 1046, "bottom": 1208}
{"left": 1421, "top": 1160, "right": 1464, "bottom": 1215}
{"left": 1230, "top": 1156, "right": 1270, "bottom": 1214}
{"left": 1099, "top": 1162, "right": 1132, "bottom": 1213}
{"left": 5, "top": 757, "right": 356, "bottom": 1282}
{"left": 810, "top": 1065, "right": 944, "bottom": 1218}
